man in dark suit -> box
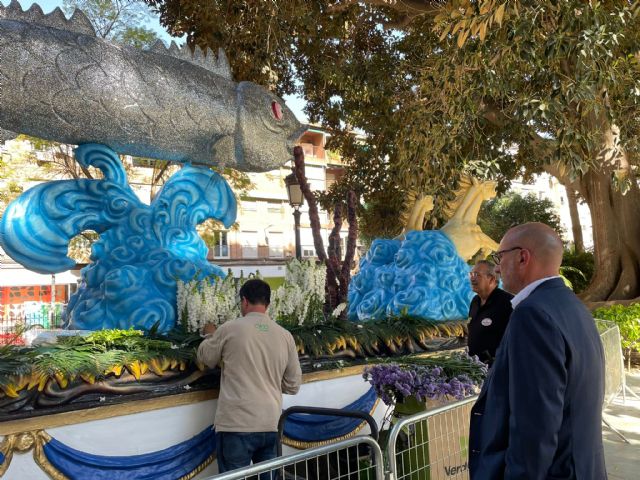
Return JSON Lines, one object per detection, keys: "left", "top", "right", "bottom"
{"left": 469, "top": 222, "right": 606, "bottom": 479}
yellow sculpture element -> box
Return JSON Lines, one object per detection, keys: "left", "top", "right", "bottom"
{"left": 404, "top": 194, "right": 434, "bottom": 232}
{"left": 396, "top": 192, "right": 435, "bottom": 241}
{"left": 440, "top": 177, "right": 499, "bottom": 261}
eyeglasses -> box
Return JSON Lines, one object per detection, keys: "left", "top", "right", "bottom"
{"left": 491, "top": 246, "right": 523, "bottom": 265}
{"left": 469, "top": 271, "right": 488, "bottom": 279}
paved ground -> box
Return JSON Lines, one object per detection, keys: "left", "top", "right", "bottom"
{"left": 603, "top": 369, "right": 640, "bottom": 479}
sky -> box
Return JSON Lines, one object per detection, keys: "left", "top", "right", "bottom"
{"left": 3, "top": 0, "right": 309, "bottom": 123}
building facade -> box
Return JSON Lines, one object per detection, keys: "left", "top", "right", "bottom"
{"left": 0, "top": 128, "right": 349, "bottom": 276}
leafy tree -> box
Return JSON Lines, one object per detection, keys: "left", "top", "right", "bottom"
{"left": 63, "top": 0, "right": 159, "bottom": 48}
{"left": 145, "top": 0, "right": 640, "bottom": 302}
{"left": 0, "top": 140, "right": 43, "bottom": 215}
{"left": 478, "top": 192, "right": 563, "bottom": 244}
{"left": 429, "top": 1, "right": 640, "bottom": 302}
{"left": 0, "top": 181, "right": 23, "bottom": 217}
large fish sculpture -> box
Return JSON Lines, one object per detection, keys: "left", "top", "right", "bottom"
{"left": 0, "top": 0, "right": 305, "bottom": 171}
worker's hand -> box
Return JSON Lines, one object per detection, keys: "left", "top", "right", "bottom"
{"left": 201, "top": 323, "right": 217, "bottom": 336}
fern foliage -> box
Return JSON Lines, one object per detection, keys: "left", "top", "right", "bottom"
{"left": 0, "top": 317, "right": 466, "bottom": 398}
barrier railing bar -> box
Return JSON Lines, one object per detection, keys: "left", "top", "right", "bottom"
{"left": 385, "top": 395, "right": 477, "bottom": 480}
{"left": 207, "top": 435, "right": 384, "bottom": 480}
{"left": 276, "top": 405, "right": 379, "bottom": 456}
{"left": 595, "top": 320, "right": 637, "bottom": 444}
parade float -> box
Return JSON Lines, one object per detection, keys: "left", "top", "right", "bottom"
{"left": 0, "top": 2, "right": 494, "bottom": 478}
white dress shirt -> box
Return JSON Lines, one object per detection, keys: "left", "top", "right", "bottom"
{"left": 510, "top": 276, "right": 562, "bottom": 309}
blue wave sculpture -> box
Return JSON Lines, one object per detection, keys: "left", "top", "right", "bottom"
{"left": 347, "top": 231, "right": 474, "bottom": 322}
{"left": 0, "top": 144, "right": 236, "bottom": 332}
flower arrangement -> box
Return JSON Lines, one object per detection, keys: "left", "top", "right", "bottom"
{"left": 176, "top": 260, "right": 328, "bottom": 333}
{"left": 177, "top": 272, "right": 241, "bottom": 333}
{"left": 363, "top": 352, "right": 487, "bottom": 405}
{"left": 268, "top": 259, "right": 326, "bottom": 326}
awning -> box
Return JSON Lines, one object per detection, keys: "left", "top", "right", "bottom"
{"left": 0, "top": 268, "right": 81, "bottom": 287}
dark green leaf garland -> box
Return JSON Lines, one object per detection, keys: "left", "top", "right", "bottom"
{"left": 0, "top": 317, "right": 467, "bottom": 392}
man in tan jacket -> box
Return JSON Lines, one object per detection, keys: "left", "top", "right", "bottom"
{"left": 197, "top": 278, "right": 302, "bottom": 473}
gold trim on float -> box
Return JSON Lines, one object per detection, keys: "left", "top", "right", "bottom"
{"left": 0, "top": 430, "right": 67, "bottom": 480}
{"left": 281, "top": 398, "right": 381, "bottom": 450}
{"left": 32, "top": 431, "right": 67, "bottom": 480}
{"left": 302, "top": 365, "right": 367, "bottom": 383}
{"left": 0, "top": 390, "right": 218, "bottom": 436}
{"left": 179, "top": 452, "right": 216, "bottom": 480}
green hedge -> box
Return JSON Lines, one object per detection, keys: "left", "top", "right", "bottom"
{"left": 593, "top": 303, "right": 640, "bottom": 355}
{"left": 263, "top": 277, "right": 285, "bottom": 289}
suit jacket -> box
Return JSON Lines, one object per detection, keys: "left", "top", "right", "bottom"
{"left": 468, "top": 278, "right": 606, "bottom": 480}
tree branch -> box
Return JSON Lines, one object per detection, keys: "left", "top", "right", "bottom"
{"left": 326, "top": 204, "right": 344, "bottom": 310}
{"left": 292, "top": 146, "right": 329, "bottom": 264}
{"left": 327, "top": 0, "right": 446, "bottom": 25}
{"left": 340, "top": 190, "right": 359, "bottom": 302}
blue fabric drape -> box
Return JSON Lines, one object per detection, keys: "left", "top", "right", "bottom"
{"left": 0, "top": 450, "right": 5, "bottom": 465}
{"left": 283, "top": 387, "right": 377, "bottom": 442}
{"left": 26, "top": 388, "right": 376, "bottom": 478}
{"left": 42, "top": 426, "right": 215, "bottom": 480}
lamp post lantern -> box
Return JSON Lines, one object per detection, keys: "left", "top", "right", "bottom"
{"left": 285, "top": 172, "right": 304, "bottom": 260}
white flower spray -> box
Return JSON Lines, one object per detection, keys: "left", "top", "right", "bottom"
{"left": 177, "top": 272, "right": 242, "bottom": 333}
{"left": 268, "top": 259, "right": 326, "bottom": 326}
{"left": 177, "top": 261, "right": 328, "bottom": 332}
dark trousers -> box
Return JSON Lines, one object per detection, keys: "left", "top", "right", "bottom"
{"left": 216, "top": 431, "right": 278, "bottom": 477}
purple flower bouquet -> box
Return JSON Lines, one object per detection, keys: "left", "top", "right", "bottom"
{"left": 363, "top": 352, "right": 486, "bottom": 407}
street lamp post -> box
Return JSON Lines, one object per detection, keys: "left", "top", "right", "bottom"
{"left": 284, "top": 172, "right": 304, "bottom": 260}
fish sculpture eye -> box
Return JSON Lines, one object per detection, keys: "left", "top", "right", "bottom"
{"left": 271, "top": 101, "right": 283, "bottom": 120}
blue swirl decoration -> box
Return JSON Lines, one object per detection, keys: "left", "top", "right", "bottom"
{"left": 347, "top": 230, "right": 474, "bottom": 322}
{"left": 0, "top": 144, "right": 236, "bottom": 333}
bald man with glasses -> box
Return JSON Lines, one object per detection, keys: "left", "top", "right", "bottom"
{"left": 469, "top": 222, "right": 606, "bottom": 480}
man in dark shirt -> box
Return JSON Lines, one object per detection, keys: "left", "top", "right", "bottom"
{"left": 467, "top": 260, "right": 513, "bottom": 366}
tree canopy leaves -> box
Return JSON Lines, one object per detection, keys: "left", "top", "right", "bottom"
{"left": 144, "top": 1, "right": 640, "bottom": 234}
{"left": 64, "top": 0, "right": 160, "bottom": 48}
{"left": 478, "top": 192, "right": 564, "bottom": 243}
{"left": 142, "top": 1, "right": 640, "bottom": 300}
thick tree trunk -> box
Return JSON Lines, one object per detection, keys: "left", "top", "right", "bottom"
{"left": 543, "top": 122, "right": 640, "bottom": 303}
{"left": 564, "top": 186, "right": 584, "bottom": 253}
{"left": 579, "top": 169, "right": 640, "bottom": 301}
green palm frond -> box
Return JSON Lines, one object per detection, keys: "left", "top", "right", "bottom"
{"left": 1, "top": 315, "right": 469, "bottom": 393}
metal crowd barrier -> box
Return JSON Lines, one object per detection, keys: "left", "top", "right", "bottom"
{"left": 277, "top": 405, "right": 380, "bottom": 456}
{"left": 385, "top": 396, "right": 477, "bottom": 480}
{"left": 208, "top": 436, "right": 385, "bottom": 480}
{"left": 596, "top": 319, "right": 626, "bottom": 407}
{"left": 596, "top": 319, "right": 639, "bottom": 444}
